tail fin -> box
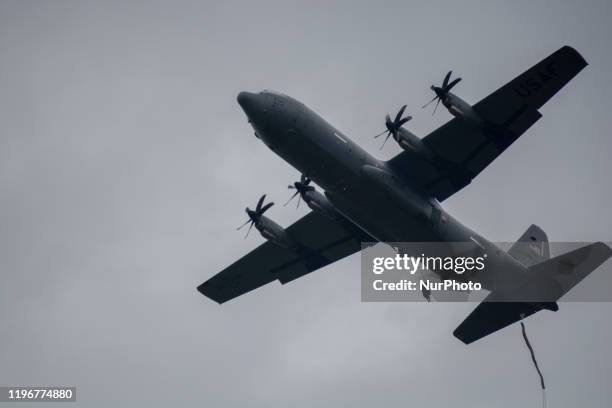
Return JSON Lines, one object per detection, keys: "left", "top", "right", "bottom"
{"left": 508, "top": 224, "right": 550, "bottom": 267}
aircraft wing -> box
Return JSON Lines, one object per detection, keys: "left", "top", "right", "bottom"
{"left": 198, "top": 211, "right": 373, "bottom": 303}
{"left": 388, "top": 46, "right": 588, "bottom": 202}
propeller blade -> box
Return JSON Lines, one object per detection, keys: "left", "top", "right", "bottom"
{"left": 300, "top": 174, "right": 307, "bottom": 183}
{"left": 303, "top": 177, "right": 312, "bottom": 186}
{"left": 255, "top": 194, "right": 266, "bottom": 212}
{"left": 442, "top": 71, "right": 452, "bottom": 88}
{"left": 244, "top": 220, "right": 254, "bottom": 239}
{"left": 446, "top": 77, "right": 462, "bottom": 91}
{"left": 394, "top": 104, "right": 407, "bottom": 124}
{"left": 432, "top": 98, "right": 441, "bottom": 116}
{"left": 236, "top": 219, "right": 251, "bottom": 231}
{"left": 373, "top": 129, "right": 388, "bottom": 138}
{"left": 259, "top": 201, "right": 274, "bottom": 215}
{"left": 288, "top": 185, "right": 296, "bottom": 189}
{"left": 296, "top": 194, "right": 301, "bottom": 209}
{"left": 379, "top": 133, "right": 392, "bottom": 150}
{"left": 422, "top": 95, "right": 438, "bottom": 109}
{"left": 397, "top": 115, "right": 412, "bottom": 127}
{"left": 283, "top": 191, "right": 300, "bottom": 206}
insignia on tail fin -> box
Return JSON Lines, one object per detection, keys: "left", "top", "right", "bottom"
{"left": 508, "top": 224, "right": 550, "bottom": 267}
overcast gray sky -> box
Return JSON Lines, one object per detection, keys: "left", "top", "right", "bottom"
{"left": 1, "top": 0, "right": 611, "bottom": 406}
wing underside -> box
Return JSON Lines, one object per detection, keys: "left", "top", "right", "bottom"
{"left": 198, "top": 211, "right": 372, "bottom": 303}
{"left": 388, "top": 46, "right": 588, "bottom": 202}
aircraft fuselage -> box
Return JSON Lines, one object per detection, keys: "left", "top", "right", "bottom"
{"left": 237, "top": 90, "right": 527, "bottom": 292}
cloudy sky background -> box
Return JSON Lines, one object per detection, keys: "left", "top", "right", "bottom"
{"left": 1, "top": 0, "right": 611, "bottom": 406}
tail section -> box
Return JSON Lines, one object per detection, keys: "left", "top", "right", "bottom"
{"left": 455, "top": 242, "right": 612, "bottom": 344}
{"left": 508, "top": 224, "right": 550, "bottom": 267}
{"left": 526, "top": 241, "right": 612, "bottom": 302}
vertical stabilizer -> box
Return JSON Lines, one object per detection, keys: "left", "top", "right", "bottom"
{"left": 508, "top": 224, "right": 550, "bottom": 267}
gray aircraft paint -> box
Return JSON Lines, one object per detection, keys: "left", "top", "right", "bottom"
{"left": 236, "top": 90, "right": 541, "bottom": 291}
{"left": 2, "top": 1, "right": 612, "bottom": 407}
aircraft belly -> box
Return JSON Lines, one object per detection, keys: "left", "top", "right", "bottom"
{"left": 326, "top": 188, "right": 438, "bottom": 243}
{"left": 276, "top": 115, "right": 440, "bottom": 244}
{"left": 277, "top": 129, "right": 356, "bottom": 193}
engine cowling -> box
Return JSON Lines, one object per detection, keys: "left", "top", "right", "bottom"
{"left": 445, "top": 93, "right": 484, "bottom": 127}
{"left": 303, "top": 189, "right": 339, "bottom": 219}
{"left": 395, "top": 128, "right": 434, "bottom": 160}
{"left": 257, "top": 217, "right": 296, "bottom": 249}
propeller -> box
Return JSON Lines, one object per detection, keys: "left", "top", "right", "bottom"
{"left": 236, "top": 194, "right": 274, "bottom": 238}
{"left": 373, "top": 104, "right": 413, "bottom": 149}
{"left": 284, "top": 174, "right": 315, "bottom": 208}
{"left": 422, "top": 71, "right": 462, "bottom": 115}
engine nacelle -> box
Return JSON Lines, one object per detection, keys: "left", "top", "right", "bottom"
{"left": 256, "top": 217, "right": 296, "bottom": 249}
{"left": 445, "top": 93, "right": 484, "bottom": 127}
{"left": 303, "top": 189, "right": 340, "bottom": 220}
{"left": 395, "top": 128, "right": 434, "bottom": 160}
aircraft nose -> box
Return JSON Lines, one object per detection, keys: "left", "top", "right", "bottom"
{"left": 237, "top": 91, "right": 271, "bottom": 126}
{"left": 237, "top": 91, "right": 254, "bottom": 107}
{"left": 237, "top": 91, "right": 260, "bottom": 113}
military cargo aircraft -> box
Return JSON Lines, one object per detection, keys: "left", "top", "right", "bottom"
{"left": 198, "top": 46, "right": 611, "bottom": 344}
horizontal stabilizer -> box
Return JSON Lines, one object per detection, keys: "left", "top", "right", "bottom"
{"left": 454, "top": 300, "right": 541, "bottom": 344}
{"left": 454, "top": 242, "right": 612, "bottom": 344}
{"left": 526, "top": 241, "right": 612, "bottom": 302}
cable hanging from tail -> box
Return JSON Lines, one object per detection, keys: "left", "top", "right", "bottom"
{"left": 520, "top": 321, "right": 547, "bottom": 408}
